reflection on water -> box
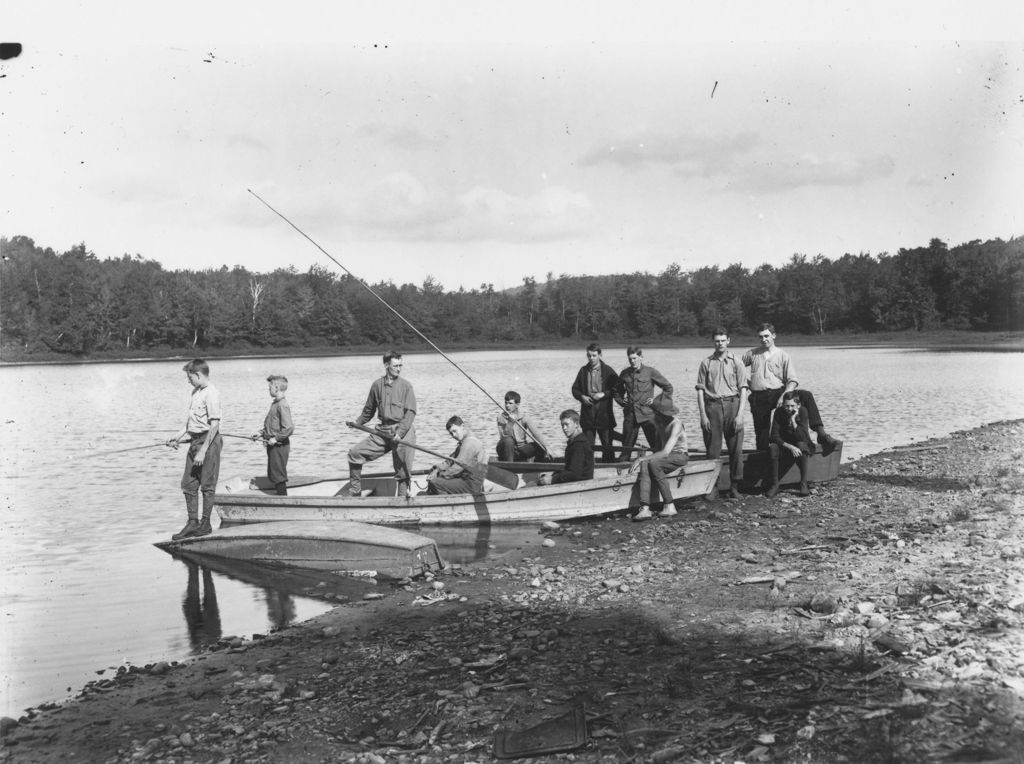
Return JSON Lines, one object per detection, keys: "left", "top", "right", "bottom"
{"left": 182, "top": 562, "right": 222, "bottom": 652}
{"left": 2, "top": 348, "right": 1022, "bottom": 717}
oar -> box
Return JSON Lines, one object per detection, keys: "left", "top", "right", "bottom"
{"left": 347, "top": 421, "right": 520, "bottom": 490}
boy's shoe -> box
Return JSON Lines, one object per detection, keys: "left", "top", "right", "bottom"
{"left": 657, "top": 506, "right": 678, "bottom": 518}
{"left": 765, "top": 484, "right": 780, "bottom": 499}
{"left": 195, "top": 517, "right": 213, "bottom": 536}
{"left": 798, "top": 483, "right": 810, "bottom": 497}
{"left": 728, "top": 483, "right": 742, "bottom": 499}
{"left": 172, "top": 519, "right": 200, "bottom": 540}
{"left": 632, "top": 506, "right": 653, "bottom": 521}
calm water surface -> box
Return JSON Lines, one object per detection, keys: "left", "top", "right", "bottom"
{"left": 2, "top": 347, "right": 1022, "bottom": 716}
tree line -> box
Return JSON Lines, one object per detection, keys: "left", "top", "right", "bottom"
{"left": 1, "top": 234, "right": 1022, "bottom": 360}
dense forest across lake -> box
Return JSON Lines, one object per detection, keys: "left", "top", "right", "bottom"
{"left": 1, "top": 234, "right": 1022, "bottom": 361}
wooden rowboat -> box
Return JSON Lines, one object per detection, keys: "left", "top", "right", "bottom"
{"left": 214, "top": 459, "right": 721, "bottom": 526}
{"left": 492, "top": 441, "right": 843, "bottom": 493}
{"left": 154, "top": 520, "right": 445, "bottom": 579}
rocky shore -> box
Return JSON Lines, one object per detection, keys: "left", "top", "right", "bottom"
{"left": 3, "top": 421, "right": 1023, "bottom": 763}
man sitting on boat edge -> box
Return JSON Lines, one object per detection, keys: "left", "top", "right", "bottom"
{"left": 422, "top": 416, "right": 488, "bottom": 495}
{"left": 536, "top": 410, "right": 595, "bottom": 486}
{"left": 496, "top": 390, "right": 552, "bottom": 462}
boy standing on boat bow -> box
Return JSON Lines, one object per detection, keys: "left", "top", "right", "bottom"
{"left": 166, "top": 359, "right": 223, "bottom": 539}
{"left": 348, "top": 351, "right": 417, "bottom": 497}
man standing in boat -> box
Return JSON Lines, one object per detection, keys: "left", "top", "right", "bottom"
{"left": 571, "top": 343, "right": 620, "bottom": 463}
{"left": 695, "top": 327, "right": 750, "bottom": 499}
{"left": 424, "top": 416, "right": 487, "bottom": 495}
{"left": 348, "top": 351, "right": 416, "bottom": 497}
{"left": 618, "top": 346, "right": 674, "bottom": 459}
{"left": 536, "top": 410, "right": 595, "bottom": 486}
{"left": 743, "top": 323, "right": 839, "bottom": 453}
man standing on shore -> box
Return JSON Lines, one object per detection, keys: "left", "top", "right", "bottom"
{"left": 695, "top": 328, "right": 749, "bottom": 499}
{"left": 347, "top": 351, "right": 416, "bottom": 497}
{"left": 742, "top": 323, "right": 839, "bottom": 453}
{"left": 571, "top": 343, "right": 620, "bottom": 463}
{"left": 618, "top": 346, "right": 674, "bottom": 459}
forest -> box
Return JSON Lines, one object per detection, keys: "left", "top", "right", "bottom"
{"left": 1, "top": 234, "right": 1022, "bottom": 361}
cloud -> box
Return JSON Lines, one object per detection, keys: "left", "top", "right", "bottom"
{"left": 355, "top": 122, "right": 446, "bottom": 150}
{"left": 578, "top": 131, "right": 759, "bottom": 173}
{"left": 580, "top": 129, "right": 895, "bottom": 192}
{"left": 345, "top": 172, "right": 593, "bottom": 242}
{"left": 733, "top": 153, "right": 896, "bottom": 192}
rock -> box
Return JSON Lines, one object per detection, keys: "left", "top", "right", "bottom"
{"left": 363, "top": 592, "right": 385, "bottom": 601}
{"left": 148, "top": 662, "right": 170, "bottom": 675}
{"left": 542, "top": 538, "right": 556, "bottom": 548}
{"left": 178, "top": 732, "right": 194, "bottom": 747}
{"left": 0, "top": 717, "right": 18, "bottom": 735}
{"left": 541, "top": 521, "right": 561, "bottom": 531}
{"left": 602, "top": 579, "right": 623, "bottom": 589}
{"left": 809, "top": 592, "right": 838, "bottom": 614}
{"left": 431, "top": 581, "right": 445, "bottom": 591}
{"left": 322, "top": 626, "right": 341, "bottom": 637}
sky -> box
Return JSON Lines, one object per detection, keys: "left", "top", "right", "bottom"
{"left": 3, "top": 2, "right": 1023, "bottom": 291}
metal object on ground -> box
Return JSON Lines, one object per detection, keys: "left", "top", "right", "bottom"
{"left": 493, "top": 705, "right": 587, "bottom": 759}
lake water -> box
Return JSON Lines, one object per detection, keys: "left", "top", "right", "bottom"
{"left": 2, "top": 346, "right": 1022, "bottom": 717}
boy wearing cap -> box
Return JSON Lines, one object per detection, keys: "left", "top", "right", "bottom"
{"left": 629, "top": 393, "right": 688, "bottom": 520}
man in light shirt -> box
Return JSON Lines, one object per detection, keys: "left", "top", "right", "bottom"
{"left": 743, "top": 323, "right": 839, "bottom": 453}
{"left": 696, "top": 327, "right": 749, "bottom": 499}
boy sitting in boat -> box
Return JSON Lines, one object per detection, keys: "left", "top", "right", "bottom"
{"left": 496, "top": 391, "right": 552, "bottom": 462}
{"left": 252, "top": 374, "right": 293, "bottom": 496}
{"left": 536, "top": 410, "right": 595, "bottom": 486}
{"left": 766, "top": 391, "right": 813, "bottom": 498}
{"left": 629, "top": 393, "right": 688, "bottom": 521}
{"left": 423, "top": 416, "right": 488, "bottom": 495}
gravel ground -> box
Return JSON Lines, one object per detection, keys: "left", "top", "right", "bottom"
{"left": 3, "top": 421, "right": 1023, "bottom": 764}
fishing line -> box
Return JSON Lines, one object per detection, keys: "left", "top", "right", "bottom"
{"left": 248, "top": 188, "right": 520, "bottom": 425}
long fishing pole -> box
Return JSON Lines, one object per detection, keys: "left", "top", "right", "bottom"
{"left": 79, "top": 442, "right": 169, "bottom": 459}
{"left": 248, "top": 188, "right": 523, "bottom": 427}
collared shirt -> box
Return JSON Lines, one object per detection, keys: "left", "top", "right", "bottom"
{"left": 496, "top": 412, "right": 533, "bottom": 446}
{"left": 742, "top": 347, "right": 797, "bottom": 392}
{"left": 695, "top": 351, "right": 749, "bottom": 398}
{"left": 438, "top": 434, "right": 487, "bottom": 479}
{"left": 619, "top": 365, "right": 674, "bottom": 423}
{"left": 186, "top": 384, "right": 222, "bottom": 434}
{"left": 586, "top": 365, "right": 605, "bottom": 395}
{"left": 262, "top": 397, "right": 294, "bottom": 440}
{"left": 355, "top": 375, "right": 417, "bottom": 438}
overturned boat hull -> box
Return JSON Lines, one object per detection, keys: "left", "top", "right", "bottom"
{"left": 154, "top": 520, "right": 445, "bottom": 578}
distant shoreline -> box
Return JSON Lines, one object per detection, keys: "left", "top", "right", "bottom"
{"left": 1, "top": 330, "right": 1021, "bottom": 367}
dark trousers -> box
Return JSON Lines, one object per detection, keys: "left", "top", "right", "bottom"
{"left": 749, "top": 389, "right": 826, "bottom": 451}
{"left": 584, "top": 428, "right": 615, "bottom": 463}
{"left": 769, "top": 442, "right": 811, "bottom": 485}
{"left": 180, "top": 433, "right": 223, "bottom": 501}
{"left": 620, "top": 415, "right": 660, "bottom": 460}
{"left": 702, "top": 395, "right": 744, "bottom": 481}
{"left": 266, "top": 442, "right": 290, "bottom": 494}
{"left": 496, "top": 437, "right": 545, "bottom": 462}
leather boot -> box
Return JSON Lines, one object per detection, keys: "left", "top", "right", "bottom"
{"left": 729, "top": 481, "right": 742, "bottom": 499}
{"left": 274, "top": 482, "right": 288, "bottom": 496}
{"left": 815, "top": 426, "right": 838, "bottom": 452}
{"left": 348, "top": 464, "right": 362, "bottom": 497}
{"left": 196, "top": 494, "right": 215, "bottom": 536}
{"left": 173, "top": 495, "right": 200, "bottom": 539}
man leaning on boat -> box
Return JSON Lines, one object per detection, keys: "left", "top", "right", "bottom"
{"left": 347, "top": 351, "right": 417, "bottom": 497}
{"left": 423, "top": 416, "right": 488, "bottom": 495}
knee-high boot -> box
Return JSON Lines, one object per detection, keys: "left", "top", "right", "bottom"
{"left": 196, "top": 494, "right": 214, "bottom": 535}
{"left": 348, "top": 464, "right": 362, "bottom": 497}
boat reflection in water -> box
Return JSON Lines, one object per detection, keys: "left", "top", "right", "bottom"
{"left": 167, "top": 522, "right": 548, "bottom": 648}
